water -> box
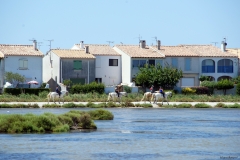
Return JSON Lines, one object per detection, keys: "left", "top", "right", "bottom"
{"left": 0, "top": 108, "right": 240, "bottom": 160}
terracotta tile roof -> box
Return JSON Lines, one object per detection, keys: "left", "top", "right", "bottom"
{"left": 150, "top": 45, "right": 198, "bottom": 57}
{"left": 226, "top": 48, "right": 240, "bottom": 58}
{"left": 74, "top": 44, "right": 120, "bottom": 56}
{"left": 179, "top": 45, "right": 237, "bottom": 57}
{"left": 0, "top": 44, "right": 44, "bottom": 56}
{"left": 114, "top": 45, "right": 165, "bottom": 58}
{"left": 51, "top": 49, "right": 95, "bottom": 59}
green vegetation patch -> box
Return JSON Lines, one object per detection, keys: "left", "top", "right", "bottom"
{"left": 0, "top": 109, "right": 114, "bottom": 133}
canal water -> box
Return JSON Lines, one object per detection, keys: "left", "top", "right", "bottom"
{"left": 0, "top": 108, "right": 239, "bottom": 160}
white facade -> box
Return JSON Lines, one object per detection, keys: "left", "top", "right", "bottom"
{"left": 42, "top": 51, "right": 60, "bottom": 83}
{"left": 113, "top": 47, "right": 131, "bottom": 84}
{"left": 2, "top": 55, "right": 43, "bottom": 87}
{"left": 95, "top": 55, "right": 121, "bottom": 86}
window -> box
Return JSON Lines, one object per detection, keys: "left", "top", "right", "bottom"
{"left": 202, "top": 59, "right": 215, "bottom": 73}
{"left": 218, "top": 59, "right": 233, "bottom": 73}
{"left": 19, "top": 59, "right": 28, "bottom": 69}
{"left": 133, "top": 60, "right": 139, "bottom": 68}
{"left": 139, "top": 60, "right": 146, "bottom": 67}
{"left": 109, "top": 59, "right": 118, "bottom": 66}
{"left": 185, "top": 58, "right": 191, "bottom": 71}
{"left": 148, "top": 60, "right": 155, "bottom": 66}
{"left": 73, "top": 60, "right": 82, "bottom": 70}
{"left": 171, "top": 58, "right": 178, "bottom": 68}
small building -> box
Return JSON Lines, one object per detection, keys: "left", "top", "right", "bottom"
{"left": 0, "top": 40, "right": 44, "bottom": 91}
{"left": 72, "top": 41, "right": 121, "bottom": 86}
{"left": 42, "top": 48, "right": 96, "bottom": 91}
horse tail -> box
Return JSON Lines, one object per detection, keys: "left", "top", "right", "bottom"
{"left": 141, "top": 93, "right": 146, "bottom": 101}
{"left": 47, "top": 92, "right": 51, "bottom": 99}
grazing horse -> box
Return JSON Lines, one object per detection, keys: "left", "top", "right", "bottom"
{"left": 107, "top": 92, "right": 128, "bottom": 102}
{"left": 47, "top": 83, "right": 68, "bottom": 104}
{"left": 141, "top": 92, "right": 153, "bottom": 103}
{"left": 151, "top": 91, "right": 172, "bottom": 105}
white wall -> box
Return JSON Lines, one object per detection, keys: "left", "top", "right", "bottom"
{"left": 0, "top": 59, "right": 4, "bottom": 88}
{"left": 4, "top": 55, "right": 42, "bottom": 87}
{"left": 42, "top": 51, "right": 60, "bottom": 83}
{"left": 113, "top": 47, "right": 131, "bottom": 84}
{"left": 95, "top": 55, "right": 121, "bottom": 86}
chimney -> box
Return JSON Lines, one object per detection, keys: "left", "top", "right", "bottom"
{"left": 221, "top": 41, "right": 227, "bottom": 52}
{"left": 139, "top": 40, "right": 146, "bottom": 48}
{"left": 157, "top": 40, "right": 161, "bottom": 50}
{"left": 85, "top": 46, "right": 89, "bottom": 53}
{"left": 80, "top": 41, "right": 84, "bottom": 49}
{"left": 33, "top": 40, "right": 37, "bottom": 51}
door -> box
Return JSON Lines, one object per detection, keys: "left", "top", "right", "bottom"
{"left": 181, "top": 78, "right": 194, "bottom": 87}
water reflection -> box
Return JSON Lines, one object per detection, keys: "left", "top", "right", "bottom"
{"left": 0, "top": 108, "right": 240, "bottom": 160}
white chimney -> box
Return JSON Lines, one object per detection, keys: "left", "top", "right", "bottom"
{"left": 80, "top": 41, "right": 84, "bottom": 49}
{"left": 33, "top": 40, "right": 37, "bottom": 51}
{"left": 221, "top": 41, "right": 227, "bottom": 52}
{"left": 157, "top": 40, "right": 161, "bottom": 50}
{"left": 85, "top": 46, "right": 89, "bottom": 53}
{"left": 139, "top": 40, "right": 146, "bottom": 48}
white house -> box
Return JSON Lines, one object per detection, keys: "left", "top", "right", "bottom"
{"left": 114, "top": 40, "right": 238, "bottom": 90}
{"left": 0, "top": 41, "right": 44, "bottom": 90}
{"left": 113, "top": 40, "right": 165, "bottom": 85}
{"left": 72, "top": 41, "right": 121, "bottom": 86}
{"left": 42, "top": 48, "right": 95, "bottom": 91}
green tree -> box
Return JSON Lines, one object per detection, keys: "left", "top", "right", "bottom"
{"left": 200, "top": 81, "right": 217, "bottom": 94}
{"left": 135, "top": 63, "right": 183, "bottom": 89}
{"left": 216, "top": 79, "right": 234, "bottom": 95}
{"left": 5, "top": 72, "right": 25, "bottom": 85}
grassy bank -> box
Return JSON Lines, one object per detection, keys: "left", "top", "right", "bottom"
{"left": 0, "top": 109, "right": 113, "bottom": 133}
{"left": 0, "top": 92, "right": 240, "bottom": 103}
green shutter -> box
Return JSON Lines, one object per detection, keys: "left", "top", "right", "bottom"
{"left": 74, "top": 60, "right": 82, "bottom": 70}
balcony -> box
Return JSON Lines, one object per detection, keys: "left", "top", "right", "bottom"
{"left": 202, "top": 66, "right": 215, "bottom": 73}
{"left": 217, "top": 66, "right": 233, "bottom": 73}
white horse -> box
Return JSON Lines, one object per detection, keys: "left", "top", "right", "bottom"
{"left": 151, "top": 91, "right": 172, "bottom": 105}
{"left": 47, "top": 83, "right": 69, "bottom": 104}
{"left": 141, "top": 92, "right": 153, "bottom": 103}
{"left": 107, "top": 92, "right": 128, "bottom": 102}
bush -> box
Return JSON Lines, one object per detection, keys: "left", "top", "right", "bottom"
{"left": 216, "top": 79, "right": 234, "bottom": 95}
{"left": 236, "top": 83, "right": 240, "bottom": 95}
{"left": 88, "top": 109, "right": 114, "bottom": 120}
{"left": 123, "top": 85, "right": 132, "bottom": 93}
{"left": 181, "top": 87, "right": 196, "bottom": 95}
{"left": 194, "top": 103, "right": 211, "bottom": 108}
{"left": 70, "top": 82, "right": 105, "bottom": 94}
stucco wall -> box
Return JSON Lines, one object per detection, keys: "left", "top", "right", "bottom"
{"left": 113, "top": 47, "right": 131, "bottom": 84}
{"left": 95, "top": 55, "right": 121, "bottom": 86}
{"left": 4, "top": 55, "right": 42, "bottom": 87}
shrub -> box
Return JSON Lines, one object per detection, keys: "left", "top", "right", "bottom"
{"left": 181, "top": 87, "right": 196, "bottom": 95}
{"left": 215, "top": 103, "right": 226, "bottom": 108}
{"left": 123, "top": 85, "right": 132, "bottom": 93}
{"left": 176, "top": 103, "right": 192, "bottom": 108}
{"left": 88, "top": 109, "right": 114, "bottom": 120}
{"left": 199, "top": 75, "right": 211, "bottom": 81}
{"left": 79, "top": 113, "right": 92, "bottom": 129}
{"left": 216, "top": 79, "right": 234, "bottom": 95}
{"left": 194, "top": 103, "right": 211, "bottom": 108}
{"left": 236, "top": 83, "right": 240, "bottom": 95}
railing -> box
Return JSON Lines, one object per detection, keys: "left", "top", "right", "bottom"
{"left": 217, "top": 66, "right": 233, "bottom": 73}
{"left": 202, "top": 66, "right": 215, "bottom": 73}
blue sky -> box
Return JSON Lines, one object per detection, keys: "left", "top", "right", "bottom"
{"left": 1, "top": 0, "right": 240, "bottom": 54}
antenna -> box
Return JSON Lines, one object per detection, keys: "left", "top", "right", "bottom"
{"left": 106, "top": 41, "right": 114, "bottom": 46}
{"left": 120, "top": 42, "right": 123, "bottom": 45}
{"left": 134, "top": 34, "right": 142, "bottom": 42}
{"left": 211, "top": 42, "right": 218, "bottom": 46}
{"left": 44, "top": 39, "right": 54, "bottom": 51}
{"left": 38, "top": 42, "right": 43, "bottom": 49}
{"left": 152, "top": 36, "right": 157, "bottom": 46}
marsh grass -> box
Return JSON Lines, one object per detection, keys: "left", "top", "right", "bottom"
{"left": 0, "top": 109, "right": 113, "bottom": 133}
